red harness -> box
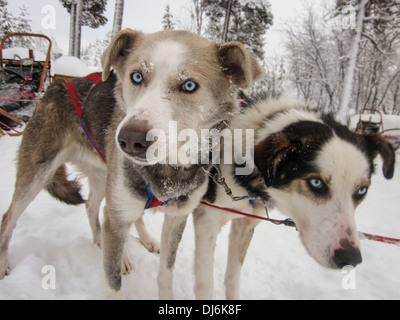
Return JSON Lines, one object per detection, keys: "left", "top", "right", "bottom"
{"left": 66, "top": 73, "right": 102, "bottom": 118}
{"left": 67, "top": 73, "right": 106, "bottom": 163}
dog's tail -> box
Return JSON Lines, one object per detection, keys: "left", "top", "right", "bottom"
{"left": 46, "top": 165, "right": 85, "bottom": 206}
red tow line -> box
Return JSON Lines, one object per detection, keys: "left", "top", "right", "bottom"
{"left": 200, "top": 201, "right": 296, "bottom": 227}
{"left": 201, "top": 201, "right": 400, "bottom": 246}
{"left": 360, "top": 232, "right": 400, "bottom": 245}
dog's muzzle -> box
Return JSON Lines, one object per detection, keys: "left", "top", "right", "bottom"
{"left": 118, "top": 121, "right": 153, "bottom": 160}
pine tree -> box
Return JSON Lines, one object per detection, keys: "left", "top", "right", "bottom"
{"left": 162, "top": 4, "right": 175, "bottom": 30}
{"left": 81, "top": 31, "right": 112, "bottom": 68}
{"left": 60, "top": 0, "right": 108, "bottom": 28}
{"left": 15, "top": 5, "right": 32, "bottom": 34}
{"left": 202, "top": 0, "right": 225, "bottom": 40}
{"left": 0, "top": 0, "right": 15, "bottom": 47}
{"left": 60, "top": 0, "right": 108, "bottom": 57}
{"left": 13, "top": 5, "right": 33, "bottom": 48}
{"left": 203, "top": 0, "right": 273, "bottom": 61}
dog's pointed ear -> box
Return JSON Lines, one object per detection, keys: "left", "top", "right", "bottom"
{"left": 102, "top": 29, "right": 143, "bottom": 81}
{"left": 363, "top": 135, "right": 395, "bottom": 179}
{"left": 217, "top": 42, "right": 264, "bottom": 89}
{"left": 254, "top": 133, "right": 292, "bottom": 186}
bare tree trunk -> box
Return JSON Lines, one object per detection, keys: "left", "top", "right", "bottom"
{"left": 69, "top": 1, "right": 77, "bottom": 56}
{"left": 112, "top": 0, "right": 125, "bottom": 39}
{"left": 73, "top": 0, "right": 83, "bottom": 58}
{"left": 193, "top": 0, "right": 204, "bottom": 35}
{"left": 222, "top": 0, "right": 233, "bottom": 42}
{"left": 338, "top": 0, "right": 369, "bottom": 123}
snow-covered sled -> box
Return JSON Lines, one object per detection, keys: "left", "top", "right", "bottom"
{"left": 355, "top": 108, "right": 400, "bottom": 151}
{"left": 0, "top": 33, "right": 52, "bottom": 136}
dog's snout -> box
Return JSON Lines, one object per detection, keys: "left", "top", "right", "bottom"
{"left": 118, "top": 121, "right": 152, "bottom": 158}
{"left": 332, "top": 238, "right": 362, "bottom": 268}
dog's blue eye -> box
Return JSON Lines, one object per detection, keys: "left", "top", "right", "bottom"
{"left": 307, "top": 178, "right": 329, "bottom": 197}
{"left": 181, "top": 80, "right": 199, "bottom": 93}
{"left": 356, "top": 187, "right": 368, "bottom": 197}
{"left": 308, "top": 178, "right": 324, "bottom": 189}
{"left": 131, "top": 72, "right": 143, "bottom": 85}
{"left": 354, "top": 186, "right": 368, "bottom": 202}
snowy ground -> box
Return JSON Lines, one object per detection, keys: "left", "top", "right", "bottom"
{"left": 0, "top": 134, "right": 399, "bottom": 300}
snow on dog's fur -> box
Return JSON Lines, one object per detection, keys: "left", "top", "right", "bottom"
{"left": 194, "top": 97, "right": 395, "bottom": 300}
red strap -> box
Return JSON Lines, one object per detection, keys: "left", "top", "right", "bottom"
{"left": 67, "top": 73, "right": 102, "bottom": 118}
{"left": 67, "top": 80, "right": 82, "bottom": 117}
{"left": 21, "top": 76, "right": 30, "bottom": 95}
{"left": 67, "top": 73, "right": 107, "bottom": 164}
{"left": 146, "top": 197, "right": 165, "bottom": 210}
{"left": 361, "top": 232, "right": 400, "bottom": 245}
{"left": 83, "top": 73, "right": 102, "bottom": 84}
{"left": 200, "top": 201, "right": 285, "bottom": 224}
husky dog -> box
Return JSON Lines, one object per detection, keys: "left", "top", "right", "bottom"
{"left": 194, "top": 97, "right": 395, "bottom": 300}
{"left": 0, "top": 29, "right": 263, "bottom": 299}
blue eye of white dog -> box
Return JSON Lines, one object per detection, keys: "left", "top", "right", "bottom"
{"left": 356, "top": 187, "right": 368, "bottom": 196}
{"left": 308, "top": 178, "right": 324, "bottom": 189}
{"left": 131, "top": 72, "right": 144, "bottom": 85}
{"left": 181, "top": 80, "right": 199, "bottom": 93}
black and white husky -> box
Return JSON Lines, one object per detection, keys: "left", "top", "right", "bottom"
{"left": 193, "top": 97, "right": 395, "bottom": 300}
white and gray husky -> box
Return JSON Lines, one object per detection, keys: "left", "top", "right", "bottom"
{"left": 0, "top": 29, "right": 263, "bottom": 299}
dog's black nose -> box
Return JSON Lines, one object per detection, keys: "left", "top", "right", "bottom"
{"left": 333, "top": 246, "right": 362, "bottom": 268}
{"left": 118, "top": 125, "right": 152, "bottom": 159}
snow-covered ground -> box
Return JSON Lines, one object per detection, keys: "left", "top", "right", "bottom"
{"left": 0, "top": 134, "right": 399, "bottom": 300}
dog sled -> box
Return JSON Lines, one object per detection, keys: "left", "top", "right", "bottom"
{"left": 0, "top": 33, "right": 52, "bottom": 136}
{"left": 355, "top": 108, "right": 400, "bottom": 151}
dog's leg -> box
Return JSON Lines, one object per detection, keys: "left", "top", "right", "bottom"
{"left": 0, "top": 163, "right": 58, "bottom": 279}
{"left": 86, "top": 173, "right": 106, "bottom": 247}
{"left": 121, "top": 248, "right": 132, "bottom": 275}
{"left": 193, "top": 207, "right": 222, "bottom": 300}
{"left": 157, "top": 214, "right": 188, "bottom": 300}
{"left": 0, "top": 189, "right": 38, "bottom": 279}
{"left": 224, "top": 218, "right": 257, "bottom": 300}
{"left": 101, "top": 204, "right": 132, "bottom": 294}
{"left": 225, "top": 219, "right": 256, "bottom": 300}
{"left": 135, "top": 218, "right": 160, "bottom": 254}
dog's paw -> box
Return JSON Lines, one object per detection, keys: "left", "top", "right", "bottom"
{"left": 0, "top": 265, "right": 10, "bottom": 280}
{"left": 140, "top": 237, "right": 161, "bottom": 254}
{"left": 121, "top": 252, "right": 132, "bottom": 275}
{"left": 94, "top": 239, "right": 101, "bottom": 248}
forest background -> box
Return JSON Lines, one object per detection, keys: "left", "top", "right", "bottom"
{"left": 1, "top": 0, "right": 400, "bottom": 120}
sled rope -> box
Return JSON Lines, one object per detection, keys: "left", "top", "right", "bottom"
{"left": 359, "top": 232, "right": 400, "bottom": 245}
{"left": 201, "top": 201, "right": 400, "bottom": 246}
{"left": 200, "top": 201, "right": 296, "bottom": 227}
